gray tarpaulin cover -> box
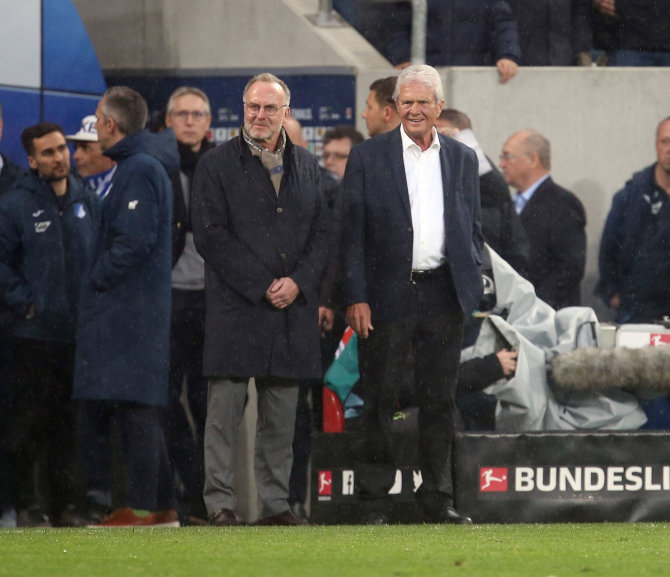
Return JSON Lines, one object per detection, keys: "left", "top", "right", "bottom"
{"left": 460, "top": 245, "right": 646, "bottom": 432}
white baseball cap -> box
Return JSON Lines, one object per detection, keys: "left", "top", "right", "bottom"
{"left": 66, "top": 115, "right": 98, "bottom": 142}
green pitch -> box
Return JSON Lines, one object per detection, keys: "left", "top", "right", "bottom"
{"left": 2, "top": 524, "right": 669, "bottom": 577}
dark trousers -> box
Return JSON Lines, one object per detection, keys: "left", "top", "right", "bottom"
{"left": 79, "top": 400, "right": 175, "bottom": 511}
{"left": 289, "top": 313, "right": 345, "bottom": 506}
{"left": 162, "top": 289, "right": 207, "bottom": 514}
{"left": 356, "top": 270, "right": 463, "bottom": 514}
{"left": 2, "top": 337, "right": 80, "bottom": 517}
{"left": 0, "top": 312, "right": 15, "bottom": 511}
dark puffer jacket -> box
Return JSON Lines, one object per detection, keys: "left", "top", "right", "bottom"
{"left": 0, "top": 171, "right": 98, "bottom": 342}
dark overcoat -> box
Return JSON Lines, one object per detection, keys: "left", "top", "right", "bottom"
{"left": 191, "top": 134, "right": 328, "bottom": 380}
{"left": 340, "top": 127, "right": 484, "bottom": 321}
{"left": 74, "top": 130, "right": 178, "bottom": 406}
{"left": 519, "top": 176, "right": 586, "bottom": 309}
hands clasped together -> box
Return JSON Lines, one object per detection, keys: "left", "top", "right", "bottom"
{"left": 265, "top": 277, "right": 300, "bottom": 309}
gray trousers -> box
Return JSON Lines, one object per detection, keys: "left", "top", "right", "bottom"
{"left": 203, "top": 377, "right": 299, "bottom": 519}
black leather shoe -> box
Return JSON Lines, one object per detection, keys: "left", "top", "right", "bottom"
{"left": 209, "top": 508, "right": 240, "bottom": 526}
{"left": 365, "top": 511, "right": 390, "bottom": 525}
{"left": 256, "top": 510, "right": 309, "bottom": 526}
{"left": 289, "top": 501, "right": 308, "bottom": 521}
{"left": 425, "top": 506, "right": 473, "bottom": 525}
{"left": 52, "top": 505, "right": 89, "bottom": 527}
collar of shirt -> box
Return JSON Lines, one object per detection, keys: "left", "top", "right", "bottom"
{"left": 0, "top": 154, "right": 4, "bottom": 174}
{"left": 400, "top": 124, "right": 441, "bottom": 156}
{"left": 518, "top": 173, "right": 550, "bottom": 206}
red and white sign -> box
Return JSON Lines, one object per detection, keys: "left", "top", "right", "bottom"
{"left": 318, "top": 470, "right": 333, "bottom": 496}
{"left": 480, "top": 467, "right": 508, "bottom": 492}
{"left": 651, "top": 333, "right": 670, "bottom": 347}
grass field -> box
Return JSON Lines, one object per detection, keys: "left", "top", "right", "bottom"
{"left": 2, "top": 523, "right": 670, "bottom": 577}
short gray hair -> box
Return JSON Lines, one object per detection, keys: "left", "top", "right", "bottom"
{"left": 101, "top": 86, "right": 148, "bottom": 136}
{"left": 393, "top": 64, "right": 444, "bottom": 103}
{"left": 167, "top": 86, "right": 211, "bottom": 116}
{"left": 243, "top": 73, "right": 291, "bottom": 106}
{"left": 523, "top": 130, "right": 551, "bottom": 170}
{"left": 657, "top": 116, "right": 670, "bottom": 139}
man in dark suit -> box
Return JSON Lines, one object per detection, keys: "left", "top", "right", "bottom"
{"left": 191, "top": 73, "right": 328, "bottom": 527}
{"left": 500, "top": 129, "right": 586, "bottom": 309}
{"left": 341, "top": 64, "right": 483, "bottom": 525}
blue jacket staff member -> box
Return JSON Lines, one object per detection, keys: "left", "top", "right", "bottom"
{"left": 341, "top": 64, "right": 483, "bottom": 525}
{"left": 0, "top": 122, "right": 98, "bottom": 526}
{"left": 74, "top": 87, "right": 179, "bottom": 527}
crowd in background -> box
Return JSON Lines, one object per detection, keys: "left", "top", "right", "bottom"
{"left": 1, "top": 0, "right": 670, "bottom": 529}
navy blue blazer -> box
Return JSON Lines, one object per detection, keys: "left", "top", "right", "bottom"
{"left": 341, "top": 127, "right": 484, "bottom": 322}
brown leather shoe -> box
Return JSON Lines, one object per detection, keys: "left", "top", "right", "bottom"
{"left": 256, "top": 510, "right": 309, "bottom": 526}
{"left": 209, "top": 508, "right": 240, "bottom": 526}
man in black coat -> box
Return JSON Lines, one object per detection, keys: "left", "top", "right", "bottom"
{"left": 341, "top": 65, "right": 483, "bottom": 524}
{"left": 500, "top": 129, "right": 586, "bottom": 309}
{"left": 192, "top": 73, "right": 328, "bottom": 527}
{"left": 162, "top": 86, "right": 215, "bottom": 523}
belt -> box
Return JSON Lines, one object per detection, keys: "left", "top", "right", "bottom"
{"left": 410, "top": 265, "right": 449, "bottom": 283}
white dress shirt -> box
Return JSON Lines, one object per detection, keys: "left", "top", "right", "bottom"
{"left": 400, "top": 125, "right": 446, "bottom": 271}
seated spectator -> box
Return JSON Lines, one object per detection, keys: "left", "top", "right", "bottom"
{"left": 593, "top": 0, "right": 670, "bottom": 66}
{"left": 386, "top": 0, "right": 522, "bottom": 83}
{"left": 507, "top": 0, "right": 593, "bottom": 66}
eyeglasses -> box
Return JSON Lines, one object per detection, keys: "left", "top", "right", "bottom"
{"left": 323, "top": 152, "right": 349, "bottom": 161}
{"left": 170, "top": 110, "right": 210, "bottom": 121}
{"left": 499, "top": 153, "right": 521, "bottom": 161}
{"left": 244, "top": 103, "right": 288, "bottom": 117}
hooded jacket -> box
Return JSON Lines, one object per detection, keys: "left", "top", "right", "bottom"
{"left": 596, "top": 164, "right": 670, "bottom": 320}
{"left": 74, "top": 129, "right": 178, "bottom": 406}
